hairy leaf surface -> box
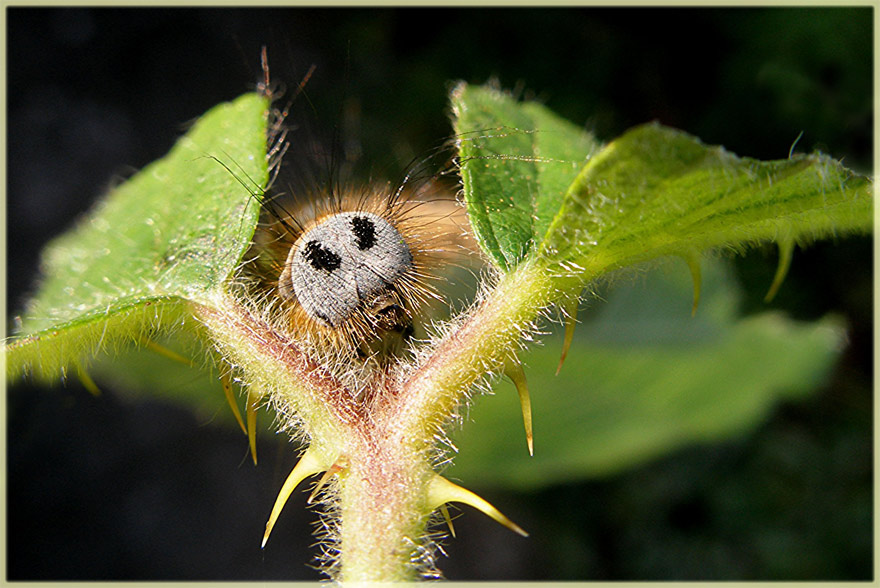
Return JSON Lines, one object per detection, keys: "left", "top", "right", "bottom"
{"left": 7, "top": 93, "right": 269, "bottom": 380}
{"left": 452, "top": 83, "right": 872, "bottom": 285}
{"left": 451, "top": 82, "right": 602, "bottom": 270}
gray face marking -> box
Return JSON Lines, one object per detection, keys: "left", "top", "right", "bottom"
{"left": 286, "top": 212, "right": 413, "bottom": 327}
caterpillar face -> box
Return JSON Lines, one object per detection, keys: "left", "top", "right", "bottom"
{"left": 253, "top": 184, "right": 471, "bottom": 362}
{"left": 280, "top": 212, "right": 414, "bottom": 330}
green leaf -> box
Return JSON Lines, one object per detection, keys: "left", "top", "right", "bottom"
{"left": 539, "top": 122, "right": 873, "bottom": 278}
{"left": 451, "top": 82, "right": 872, "bottom": 283}
{"left": 448, "top": 258, "right": 846, "bottom": 489}
{"left": 7, "top": 93, "right": 269, "bottom": 381}
{"left": 451, "top": 82, "right": 602, "bottom": 270}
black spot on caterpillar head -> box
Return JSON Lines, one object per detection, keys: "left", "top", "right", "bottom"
{"left": 303, "top": 239, "right": 342, "bottom": 272}
{"left": 351, "top": 215, "right": 376, "bottom": 250}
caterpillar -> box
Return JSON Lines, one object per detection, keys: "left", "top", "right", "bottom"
{"left": 239, "top": 52, "right": 477, "bottom": 380}
{"left": 253, "top": 181, "right": 470, "bottom": 363}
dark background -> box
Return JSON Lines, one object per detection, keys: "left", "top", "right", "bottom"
{"left": 7, "top": 7, "right": 872, "bottom": 580}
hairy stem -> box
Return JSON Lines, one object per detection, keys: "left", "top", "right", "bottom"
{"left": 337, "top": 434, "right": 434, "bottom": 582}
{"left": 196, "top": 264, "right": 582, "bottom": 581}
{"left": 194, "top": 293, "right": 356, "bottom": 452}
{"left": 393, "top": 261, "right": 559, "bottom": 448}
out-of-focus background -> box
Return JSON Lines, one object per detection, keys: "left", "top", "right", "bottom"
{"left": 7, "top": 7, "right": 871, "bottom": 581}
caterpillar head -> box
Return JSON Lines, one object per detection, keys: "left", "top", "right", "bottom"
{"left": 259, "top": 186, "right": 467, "bottom": 362}
{"left": 279, "top": 209, "right": 418, "bottom": 356}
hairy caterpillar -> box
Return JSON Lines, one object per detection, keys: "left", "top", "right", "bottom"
{"left": 245, "top": 57, "right": 476, "bottom": 372}
{"left": 252, "top": 182, "right": 470, "bottom": 363}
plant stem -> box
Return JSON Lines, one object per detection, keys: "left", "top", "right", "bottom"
{"left": 333, "top": 262, "right": 565, "bottom": 581}
{"left": 336, "top": 434, "right": 433, "bottom": 582}
{"left": 194, "top": 294, "right": 356, "bottom": 451}
{"left": 197, "top": 264, "right": 577, "bottom": 582}
{"left": 395, "top": 261, "right": 559, "bottom": 447}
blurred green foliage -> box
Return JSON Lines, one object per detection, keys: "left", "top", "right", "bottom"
{"left": 450, "top": 258, "right": 845, "bottom": 489}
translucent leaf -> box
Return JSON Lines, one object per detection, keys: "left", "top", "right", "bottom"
{"left": 7, "top": 93, "right": 269, "bottom": 381}
{"left": 451, "top": 82, "right": 602, "bottom": 271}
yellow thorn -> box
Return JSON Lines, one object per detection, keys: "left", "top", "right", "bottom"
{"left": 504, "top": 357, "right": 533, "bottom": 456}
{"left": 139, "top": 337, "right": 195, "bottom": 367}
{"left": 307, "top": 458, "right": 347, "bottom": 504}
{"left": 262, "top": 447, "right": 327, "bottom": 548}
{"left": 220, "top": 371, "right": 247, "bottom": 436}
{"left": 683, "top": 252, "right": 702, "bottom": 317}
{"left": 556, "top": 297, "right": 579, "bottom": 375}
{"left": 427, "top": 474, "right": 528, "bottom": 537}
{"left": 765, "top": 237, "right": 795, "bottom": 302}
{"left": 440, "top": 504, "right": 456, "bottom": 538}
{"left": 247, "top": 391, "right": 259, "bottom": 465}
{"left": 76, "top": 365, "right": 102, "bottom": 397}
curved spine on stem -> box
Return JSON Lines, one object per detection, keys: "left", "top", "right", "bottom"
{"left": 139, "top": 336, "right": 195, "bottom": 367}
{"left": 76, "top": 364, "right": 102, "bottom": 396}
{"left": 683, "top": 251, "right": 702, "bottom": 316}
{"left": 194, "top": 293, "right": 357, "bottom": 449}
{"left": 440, "top": 504, "right": 456, "bottom": 538}
{"left": 220, "top": 370, "right": 247, "bottom": 435}
{"left": 556, "top": 296, "right": 579, "bottom": 375}
{"left": 262, "top": 446, "right": 328, "bottom": 548}
{"left": 308, "top": 457, "right": 347, "bottom": 504}
{"left": 427, "top": 474, "right": 528, "bottom": 537}
{"left": 765, "top": 236, "right": 795, "bottom": 302}
{"left": 396, "top": 261, "right": 557, "bottom": 448}
{"left": 503, "top": 355, "right": 534, "bottom": 456}
{"left": 246, "top": 390, "right": 259, "bottom": 465}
